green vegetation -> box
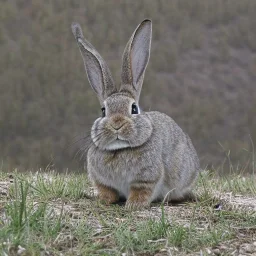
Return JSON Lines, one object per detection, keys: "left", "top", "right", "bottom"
{"left": 0, "top": 171, "right": 255, "bottom": 255}
{"left": 1, "top": 0, "right": 256, "bottom": 171}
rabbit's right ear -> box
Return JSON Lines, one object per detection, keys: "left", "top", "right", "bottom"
{"left": 71, "top": 23, "right": 116, "bottom": 104}
{"left": 120, "top": 20, "right": 152, "bottom": 102}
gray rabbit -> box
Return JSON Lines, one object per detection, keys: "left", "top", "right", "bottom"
{"left": 71, "top": 19, "right": 200, "bottom": 210}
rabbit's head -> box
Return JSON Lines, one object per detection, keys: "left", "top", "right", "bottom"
{"left": 72, "top": 20, "right": 153, "bottom": 150}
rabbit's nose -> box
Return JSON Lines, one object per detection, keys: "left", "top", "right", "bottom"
{"left": 110, "top": 122, "right": 125, "bottom": 130}
{"left": 110, "top": 115, "right": 127, "bottom": 130}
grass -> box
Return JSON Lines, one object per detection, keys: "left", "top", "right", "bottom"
{"left": 0, "top": 171, "right": 255, "bottom": 255}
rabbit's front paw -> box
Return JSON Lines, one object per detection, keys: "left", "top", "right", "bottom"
{"left": 95, "top": 183, "right": 119, "bottom": 204}
{"left": 125, "top": 187, "right": 152, "bottom": 210}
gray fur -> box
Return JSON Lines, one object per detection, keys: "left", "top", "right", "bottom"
{"left": 89, "top": 111, "right": 200, "bottom": 202}
{"left": 121, "top": 19, "right": 152, "bottom": 102}
{"left": 72, "top": 19, "right": 200, "bottom": 208}
{"left": 71, "top": 22, "right": 116, "bottom": 104}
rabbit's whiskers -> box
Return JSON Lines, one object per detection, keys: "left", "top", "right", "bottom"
{"left": 73, "top": 130, "right": 106, "bottom": 160}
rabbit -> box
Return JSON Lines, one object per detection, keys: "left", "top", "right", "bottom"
{"left": 71, "top": 19, "right": 200, "bottom": 210}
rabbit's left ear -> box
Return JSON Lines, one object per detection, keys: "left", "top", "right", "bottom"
{"left": 120, "top": 19, "right": 152, "bottom": 102}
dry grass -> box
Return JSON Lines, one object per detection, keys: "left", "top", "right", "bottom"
{"left": 0, "top": 170, "right": 255, "bottom": 255}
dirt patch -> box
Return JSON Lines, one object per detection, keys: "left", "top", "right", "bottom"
{"left": 214, "top": 191, "right": 256, "bottom": 212}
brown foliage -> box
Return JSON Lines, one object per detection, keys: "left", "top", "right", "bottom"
{"left": 1, "top": 0, "right": 256, "bottom": 172}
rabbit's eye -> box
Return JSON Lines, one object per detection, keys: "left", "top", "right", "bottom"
{"left": 131, "top": 103, "right": 139, "bottom": 115}
{"left": 101, "top": 107, "right": 106, "bottom": 117}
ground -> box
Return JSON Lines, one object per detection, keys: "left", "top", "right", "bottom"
{"left": 0, "top": 171, "right": 255, "bottom": 255}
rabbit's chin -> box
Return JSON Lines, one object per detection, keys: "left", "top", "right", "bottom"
{"left": 104, "top": 139, "right": 130, "bottom": 150}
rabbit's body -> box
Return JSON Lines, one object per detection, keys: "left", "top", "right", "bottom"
{"left": 88, "top": 111, "right": 200, "bottom": 202}
{"left": 71, "top": 19, "right": 200, "bottom": 209}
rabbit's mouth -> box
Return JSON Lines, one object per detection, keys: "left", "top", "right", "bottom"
{"left": 105, "top": 138, "right": 130, "bottom": 151}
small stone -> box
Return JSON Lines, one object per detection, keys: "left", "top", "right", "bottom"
{"left": 239, "top": 249, "right": 246, "bottom": 254}
{"left": 244, "top": 244, "right": 255, "bottom": 253}
{"left": 205, "top": 248, "right": 211, "bottom": 254}
{"left": 212, "top": 248, "right": 221, "bottom": 255}
{"left": 17, "top": 245, "right": 26, "bottom": 255}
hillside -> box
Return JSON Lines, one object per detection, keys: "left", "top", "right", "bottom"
{"left": 1, "top": 0, "right": 256, "bottom": 171}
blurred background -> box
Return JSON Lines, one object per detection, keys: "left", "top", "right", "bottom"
{"left": 1, "top": 0, "right": 256, "bottom": 173}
